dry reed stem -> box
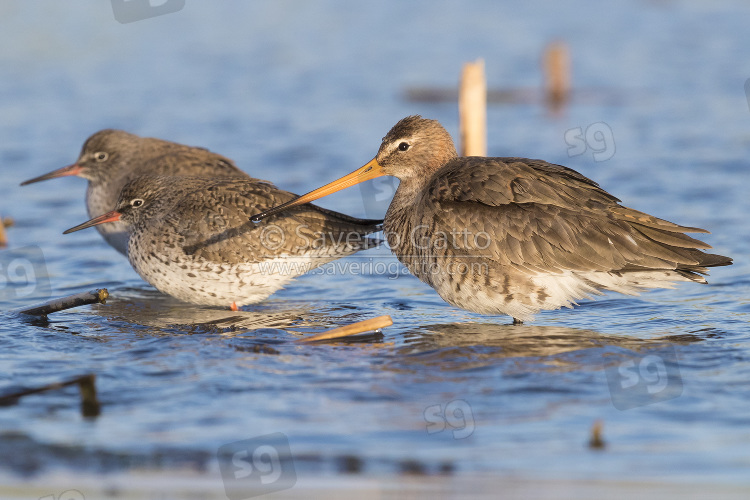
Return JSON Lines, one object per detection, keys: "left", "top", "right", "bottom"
{"left": 459, "top": 59, "right": 487, "bottom": 157}
{"left": 298, "top": 315, "right": 393, "bottom": 343}
{"left": 543, "top": 41, "right": 571, "bottom": 110}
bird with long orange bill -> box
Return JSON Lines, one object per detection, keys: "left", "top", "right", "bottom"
{"left": 251, "top": 115, "right": 732, "bottom": 324}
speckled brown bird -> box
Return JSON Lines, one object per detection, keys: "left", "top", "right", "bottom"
{"left": 22, "top": 129, "right": 248, "bottom": 254}
{"left": 64, "top": 174, "right": 380, "bottom": 309}
{"left": 251, "top": 115, "right": 732, "bottom": 324}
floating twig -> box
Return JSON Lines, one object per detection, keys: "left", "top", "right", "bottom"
{"left": 15, "top": 288, "right": 109, "bottom": 317}
{"left": 407, "top": 87, "right": 538, "bottom": 104}
{"left": 297, "top": 315, "right": 393, "bottom": 343}
{"left": 0, "top": 373, "right": 101, "bottom": 418}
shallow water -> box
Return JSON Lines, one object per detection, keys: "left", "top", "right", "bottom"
{"left": 1, "top": 0, "right": 749, "bottom": 496}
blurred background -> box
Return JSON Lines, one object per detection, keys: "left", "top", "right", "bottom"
{"left": 1, "top": 1, "right": 750, "bottom": 498}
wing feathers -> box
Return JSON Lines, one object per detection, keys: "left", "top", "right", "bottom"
{"left": 420, "top": 157, "right": 730, "bottom": 277}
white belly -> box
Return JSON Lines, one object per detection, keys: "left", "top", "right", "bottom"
{"left": 127, "top": 242, "right": 325, "bottom": 307}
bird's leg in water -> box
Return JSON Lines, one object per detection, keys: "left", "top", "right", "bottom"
{"left": 230, "top": 302, "right": 238, "bottom": 312}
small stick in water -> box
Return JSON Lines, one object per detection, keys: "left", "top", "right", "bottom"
{"left": 0, "top": 373, "right": 101, "bottom": 418}
{"left": 297, "top": 315, "right": 393, "bottom": 343}
{"left": 0, "top": 216, "right": 12, "bottom": 248}
{"left": 588, "top": 419, "right": 606, "bottom": 449}
{"left": 77, "top": 373, "right": 101, "bottom": 417}
{"left": 15, "top": 288, "right": 109, "bottom": 317}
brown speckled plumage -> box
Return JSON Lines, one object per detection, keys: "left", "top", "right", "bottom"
{"left": 252, "top": 116, "right": 732, "bottom": 323}
{"left": 65, "top": 174, "right": 380, "bottom": 307}
{"left": 24, "top": 129, "right": 380, "bottom": 255}
{"left": 22, "top": 130, "right": 248, "bottom": 254}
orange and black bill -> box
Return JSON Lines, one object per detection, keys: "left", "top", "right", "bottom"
{"left": 250, "top": 158, "right": 386, "bottom": 222}
{"left": 63, "top": 211, "right": 122, "bottom": 234}
{"left": 20, "top": 164, "right": 83, "bottom": 186}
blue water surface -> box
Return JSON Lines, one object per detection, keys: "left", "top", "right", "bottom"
{"left": 0, "top": 0, "right": 749, "bottom": 494}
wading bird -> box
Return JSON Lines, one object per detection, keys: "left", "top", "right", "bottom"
{"left": 250, "top": 116, "right": 731, "bottom": 323}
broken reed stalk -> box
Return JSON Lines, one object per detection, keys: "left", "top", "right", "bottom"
{"left": 543, "top": 41, "right": 571, "bottom": 110}
{"left": 298, "top": 315, "right": 393, "bottom": 343}
{"left": 0, "top": 373, "right": 101, "bottom": 418}
{"left": 588, "top": 419, "right": 605, "bottom": 449}
{"left": 408, "top": 43, "right": 574, "bottom": 110}
{"left": 16, "top": 288, "right": 109, "bottom": 316}
{"left": 459, "top": 59, "right": 487, "bottom": 157}
{"left": 0, "top": 216, "right": 12, "bottom": 248}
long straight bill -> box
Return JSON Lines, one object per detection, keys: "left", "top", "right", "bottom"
{"left": 21, "top": 164, "right": 83, "bottom": 186}
{"left": 63, "top": 211, "right": 122, "bottom": 234}
{"left": 250, "top": 158, "right": 385, "bottom": 222}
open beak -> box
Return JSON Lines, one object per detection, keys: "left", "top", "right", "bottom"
{"left": 250, "top": 157, "right": 386, "bottom": 222}
{"left": 20, "top": 164, "right": 84, "bottom": 186}
{"left": 63, "top": 210, "right": 122, "bottom": 234}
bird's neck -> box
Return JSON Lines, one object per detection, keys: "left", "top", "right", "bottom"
{"left": 386, "top": 177, "right": 420, "bottom": 216}
{"left": 384, "top": 177, "right": 424, "bottom": 249}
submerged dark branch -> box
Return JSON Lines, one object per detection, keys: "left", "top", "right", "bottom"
{"left": 15, "top": 288, "right": 109, "bottom": 317}
{"left": 0, "top": 373, "right": 101, "bottom": 418}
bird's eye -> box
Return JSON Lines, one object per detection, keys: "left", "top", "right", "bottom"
{"left": 95, "top": 152, "right": 108, "bottom": 162}
{"left": 398, "top": 142, "right": 410, "bottom": 152}
{"left": 130, "top": 198, "right": 144, "bottom": 208}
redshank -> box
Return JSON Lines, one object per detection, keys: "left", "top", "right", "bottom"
{"left": 22, "top": 130, "right": 248, "bottom": 255}
{"left": 251, "top": 116, "right": 732, "bottom": 324}
{"left": 64, "top": 174, "right": 381, "bottom": 309}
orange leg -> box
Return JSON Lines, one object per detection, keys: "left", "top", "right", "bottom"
{"left": 230, "top": 302, "right": 238, "bottom": 311}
